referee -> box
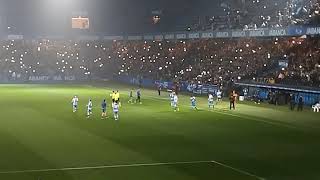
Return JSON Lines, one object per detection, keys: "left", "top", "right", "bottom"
{"left": 229, "top": 91, "right": 236, "bottom": 110}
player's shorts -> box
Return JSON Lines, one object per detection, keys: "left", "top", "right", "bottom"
{"left": 208, "top": 101, "right": 214, "bottom": 105}
{"left": 112, "top": 99, "right": 115, "bottom": 103}
{"left": 173, "top": 102, "right": 178, "bottom": 107}
{"left": 191, "top": 102, "right": 196, "bottom": 107}
{"left": 73, "top": 105, "right": 78, "bottom": 108}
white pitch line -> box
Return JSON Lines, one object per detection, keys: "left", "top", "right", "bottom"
{"left": 0, "top": 160, "right": 266, "bottom": 180}
{"left": 211, "top": 109, "right": 301, "bottom": 130}
{"left": 0, "top": 160, "right": 211, "bottom": 174}
{"left": 147, "top": 95, "right": 301, "bottom": 130}
{"left": 210, "top": 160, "right": 266, "bottom": 180}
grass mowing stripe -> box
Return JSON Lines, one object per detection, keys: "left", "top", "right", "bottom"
{"left": 147, "top": 95, "right": 303, "bottom": 131}
{"left": 0, "top": 160, "right": 266, "bottom": 180}
{"left": 212, "top": 110, "right": 301, "bottom": 131}
{"left": 1, "top": 85, "right": 318, "bottom": 180}
{"left": 0, "top": 161, "right": 212, "bottom": 174}
{"left": 210, "top": 160, "right": 266, "bottom": 180}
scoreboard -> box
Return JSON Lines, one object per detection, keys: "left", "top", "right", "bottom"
{"left": 72, "top": 17, "right": 89, "bottom": 29}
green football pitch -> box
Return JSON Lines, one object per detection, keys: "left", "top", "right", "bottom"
{"left": 0, "top": 83, "right": 319, "bottom": 180}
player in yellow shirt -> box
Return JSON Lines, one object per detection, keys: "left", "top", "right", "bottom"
{"left": 110, "top": 91, "right": 116, "bottom": 107}
{"left": 115, "top": 90, "right": 121, "bottom": 107}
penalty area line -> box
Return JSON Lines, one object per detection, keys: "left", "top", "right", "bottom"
{"left": 210, "top": 160, "right": 266, "bottom": 180}
{"left": 0, "top": 160, "right": 266, "bottom": 179}
{"left": 0, "top": 160, "right": 211, "bottom": 174}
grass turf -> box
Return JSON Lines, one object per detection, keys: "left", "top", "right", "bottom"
{"left": 0, "top": 83, "right": 319, "bottom": 180}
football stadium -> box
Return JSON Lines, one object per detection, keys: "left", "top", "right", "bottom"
{"left": 0, "top": 0, "right": 320, "bottom": 180}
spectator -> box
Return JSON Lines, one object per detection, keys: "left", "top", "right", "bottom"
{"left": 297, "top": 96, "right": 304, "bottom": 111}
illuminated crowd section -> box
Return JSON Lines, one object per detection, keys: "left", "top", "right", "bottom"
{"left": 0, "top": 37, "right": 319, "bottom": 87}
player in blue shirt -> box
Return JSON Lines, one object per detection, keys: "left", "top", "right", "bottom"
{"left": 128, "top": 88, "right": 134, "bottom": 104}
{"left": 101, "top": 99, "right": 107, "bottom": 119}
{"left": 136, "top": 89, "right": 141, "bottom": 104}
{"left": 190, "top": 95, "right": 197, "bottom": 110}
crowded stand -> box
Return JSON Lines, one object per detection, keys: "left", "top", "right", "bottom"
{"left": 0, "top": 37, "right": 319, "bottom": 88}
{"left": 115, "top": 37, "right": 320, "bottom": 88}
{"left": 202, "top": 0, "right": 320, "bottom": 31}
{"left": 0, "top": 40, "right": 117, "bottom": 81}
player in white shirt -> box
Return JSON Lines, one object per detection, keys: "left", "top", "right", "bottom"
{"left": 113, "top": 102, "right": 120, "bottom": 120}
{"left": 217, "top": 90, "right": 222, "bottom": 102}
{"left": 169, "top": 91, "right": 175, "bottom": 107}
{"left": 173, "top": 94, "right": 179, "bottom": 112}
{"left": 86, "top": 99, "right": 93, "bottom": 118}
{"left": 208, "top": 94, "right": 214, "bottom": 109}
{"left": 71, "top": 96, "right": 79, "bottom": 113}
{"left": 312, "top": 102, "right": 320, "bottom": 112}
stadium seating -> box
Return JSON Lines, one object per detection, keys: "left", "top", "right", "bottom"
{"left": 187, "top": 0, "right": 320, "bottom": 31}
{"left": 0, "top": 37, "right": 319, "bottom": 87}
